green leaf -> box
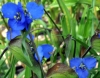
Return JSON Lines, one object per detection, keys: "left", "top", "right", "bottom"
{"left": 77, "top": 5, "right": 88, "bottom": 37}
{"left": 25, "top": 66, "right": 31, "bottom": 78}
{"left": 92, "top": 39, "right": 100, "bottom": 49}
{"left": 22, "top": 40, "right": 42, "bottom": 78}
{"left": 8, "top": 57, "right": 17, "bottom": 78}
{"left": 9, "top": 46, "right": 32, "bottom": 68}
{"left": 91, "top": 35, "right": 100, "bottom": 52}
{"left": 9, "top": 38, "right": 42, "bottom": 78}
{"left": 93, "top": 72, "right": 100, "bottom": 78}
{"left": 57, "top": 0, "right": 72, "bottom": 35}
{"left": 65, "top": 35, "right": 73, "bottom": 58}
{"left": 79, "top": 0, "right": 100, "bottom": 7}
{"left": 61, "top": 16, "right": 69, "bottom": 38}
{"left": 8, "top": 38, "right": 32, "bottom": 68}
{"left": 47, "top": 73, "right": 67, "bottom": 78}
{"left": 74, "top": 37, "right": 98, "bottom": 56}
{"left": 83, "top": 10, "right": 94, "bottom": 38}
{"left": 17, "top": 70, "right": 25, "bottom": 78}
{"left": 0, "top": 59, "right": 7, "bottom": 77}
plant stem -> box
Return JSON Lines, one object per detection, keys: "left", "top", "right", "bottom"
{"left": 29, "top": 33, "right": 45, "bottom": 78}
{"left": 0, "top": 47, "right": 8, "bottom": 59}
{"left": 0, "top": 12, "right": 9, "bottom": 29}
{"left": 44, "top": 9, "right": 64, "bottom": 41}
{"left": 73, "top": 40, "right": 76, "bottom": 57}
{"left": 82, "top": 46, "right": 91, "bottom": 58}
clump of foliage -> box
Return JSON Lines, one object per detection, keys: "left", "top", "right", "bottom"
{"left": 0, "top": 0, "right": 100, "bottom": 78}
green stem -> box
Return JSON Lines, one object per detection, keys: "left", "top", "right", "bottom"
{"left": 0, "top": 12, "right": 9, "bottom": 29}
{"left": 44, "top": 9, "right": 64, "bottom": 41}
{"left": 82, "top": 46, "right": 91, "bottom": 58}
{"left": 29, "top": 33, "right": 45, "bottom": 78}
{"left": 73, "top": 40, "right": 76, "bottom": 57}
{"left": 0, "top": 47, "right": 8, "bottom": 59}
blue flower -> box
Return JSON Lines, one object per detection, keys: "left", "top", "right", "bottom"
{"left": 1, "top": 2, "right": 44, "bottom": 31}
{"left": 70, "top": 57, "right": 97, "bottom": 78}
{"left": 2, "top": 2, "right": 44, "bottom": 40}
{"left": 35, "top": 44, "right": 54, "bottom": 61}
{"left": 26, "top": 2, "right": 44, "bottom": 20}
{"left": 2, "top": 2, "right": 26, "bottom": 30}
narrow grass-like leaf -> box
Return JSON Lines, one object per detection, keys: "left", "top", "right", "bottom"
{"left": 8, "top": 57, "right": 17, "bottom": 78}
{"left": 61, "top": 16, "right": 69, "bottom": 38}
{"left": 9, "top": 46, "right": 32, "bottom": 68}
{"left": 74, "top": 37, "right": 98, "bottom": 56}
{"left": 25, "top": 66, "right": 31, "bottom": 78}
{"left": 17, "top": 70, "right": 25, "bottom": 78}
{"left": 65, "top": 35, "right": 72, "bottom": 59}
{"left": 57, "top": 0, "right": 72, "bottom": 35}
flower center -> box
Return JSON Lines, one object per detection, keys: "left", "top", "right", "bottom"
{"left": 79, "top": 63, "right": 86, "bottom": 69}
{"left": 24, "top": 10, "right": 28, "bottom": 15}
{"left": 14, "top": 12, "right": 21, "bottom": 21}
{"left": 24, "top": 10, "right": 31, "bottom": 18}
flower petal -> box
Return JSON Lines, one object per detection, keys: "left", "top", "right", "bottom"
{"left": 8, "top": 19, "right": 25, "bottom": 30}
{"left": 98, "top": 34, "right": 100, "bottom": 38}
{"left": 26, "top": 2, "right": 44, "bottom": 19}
{"left": 70, "top": 58, "right": 82, "bottom": 69}
{"left": 25, "top": 15, "right": 32, "bottom": 25}
{"left": 75, "top": 68, "right": 89, "bottom": 78}
{"left": 35, "top": 46, "right": 44, "bottom": 61}
{"left": 41, "top": 44, "right": 53, "bottom": 59}
{"left": 1, "top": 2, "right": 18, "bottom": 19}
{"left": 82, "top": 57, "right": 97, "bottom": 70}
{"left": 27, "top": 34, "right": 34, "bottom": 40}
{"left": 7, "top": 30, "right": 21, "bottom": 40}
{"left": 17, "top": 2, "right": 25, "bottom": 23}
{"left": 25, "top": 15, "right": 32, "bottom": 30}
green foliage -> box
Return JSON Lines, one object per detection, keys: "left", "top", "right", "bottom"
{"left": 9, "top": 38, "right": 42, "bottom": 78}
{"left": 0, "top": 0, "right": 100, "bottom": 78}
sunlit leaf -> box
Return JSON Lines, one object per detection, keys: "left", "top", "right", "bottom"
{"left": 91, "top": 34, "right": 100, "bottom": 52}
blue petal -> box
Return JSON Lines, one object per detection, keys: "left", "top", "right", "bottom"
{"left": 27, "top": 34, "right": 34, "bottom": 40}
{"left": 75, "top": 68, "right": 89, "bottom": 78}
{"left": 82, "top": 57, "right": 97, "bottom": 70}
{"left": 70, "top": 58, "right": 82, "bottom": 69}
{"left": 1, "top": 2, "right": 18, "bottom": 19}
{"left": 25, "top": 15, "right": 32, "bottom": 25}
{"left": 26, "top": 2, "right": 38, "bottom": 12}
{"left": 8, "top": 19, "right": 25, "bottom": 30}
{"left": 35, "top": 46, "right": 44, "bottom": 61}
{"left": 40, "top": 44, "right": 53, "bottom": 58}
{"left": 7, "top": 30, "right": 21, "bottom": 40}
{"left": 25, "top": 15, "right": 32, "bottom": 30}
{"left": 98, "top": 34, "right": 100, "bottom": 38}
{"left": 26, "top": 2, "right": 44, "bottom": 19}
{"left": 17, "top": 2, "right": 25, "bottom": 23}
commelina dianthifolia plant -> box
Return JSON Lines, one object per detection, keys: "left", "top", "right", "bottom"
{"left": 1, "top": 1, "right": 54, "bottom": 70}
{"left": 0, "top": 1, "right": 99, "bottom": 78}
